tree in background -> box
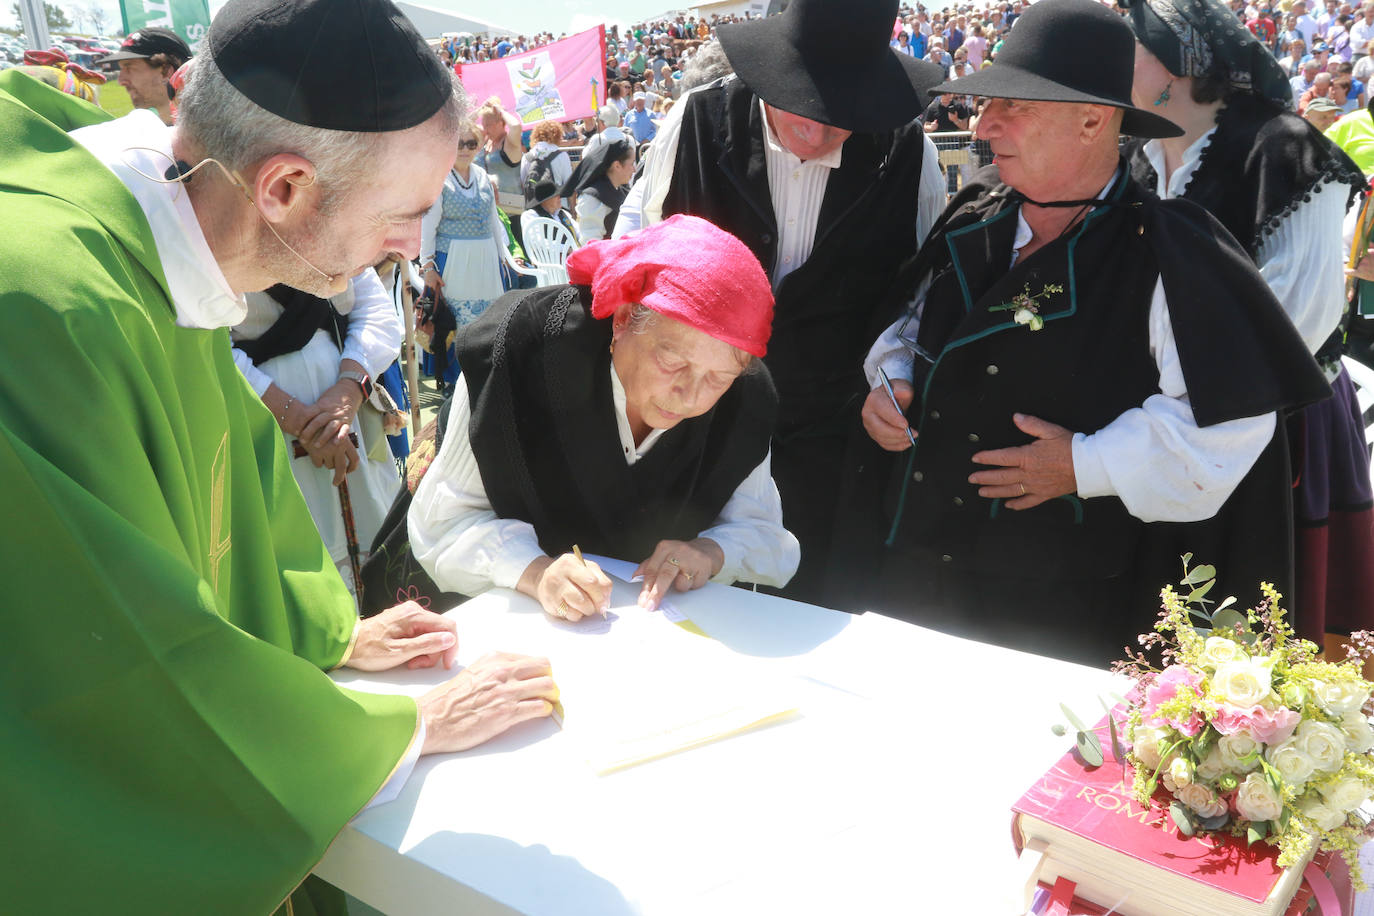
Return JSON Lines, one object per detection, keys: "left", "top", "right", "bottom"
{"left": 9, "top": 1, "right": 74, "bottom": 32}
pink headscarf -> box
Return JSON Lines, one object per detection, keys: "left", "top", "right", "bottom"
{"left": 565, "top": 214, "right": 775, "bottom": 357}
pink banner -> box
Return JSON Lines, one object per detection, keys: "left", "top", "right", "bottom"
{"left": 455, "top": 25, "right": 608, "bottom": 125}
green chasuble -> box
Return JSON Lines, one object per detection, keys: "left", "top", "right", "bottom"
{"left": 0, "top": 72, "right": 418, "bottom": 913}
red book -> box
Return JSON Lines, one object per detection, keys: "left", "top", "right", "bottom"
{"left": 1011, "top": 729, "right": 1315, "bottom": 916}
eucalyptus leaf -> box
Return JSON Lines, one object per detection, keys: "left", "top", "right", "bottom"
{"left": 1199, "top": 813, "right": 1230, "bottom": 831}
{"left": 1075, "top": 729, "right": 1104, "bottom": 767}
{"left": 1100, "top": 697, "right": 1125, "bottom": 761}
{"left": 1187, "top": 606, "right": 1212, "bottom": 623}
{"left": 1170, "top": 801, "right": 1196, "bottom": 837}
{"left": 1215, "top": 595, "right": 1237, "bottom": 613}
{"left": 1181, "top": 551, "right": 1194, "bottom": 567}
{"left": 1182, "top": 564, "right": 1217, "bottom": 585}
{"left": 1051, "top": 723, "right": 1066, "bottom": 737}
{"left": 1246, "top": 822, "right": 1267, "bottom": 848}
{"left": 1187, "top": 579, "right": 1216, "bottom": 603}
{"left": 1212, "top": 608, "right": 1247, "bottom": 633}
{"left": 1239, "top": 630, "right": 1259, "bottom": 646}
{"left": 1059, "top": 703, "right": 1090, "bottom": 735}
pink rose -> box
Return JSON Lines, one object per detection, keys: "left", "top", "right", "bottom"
{"left": 1211, "top": 702, "right": 1301, "bottom": 746}
{"left": 1143, "top": 665, "right": 1205, "bottom": 736}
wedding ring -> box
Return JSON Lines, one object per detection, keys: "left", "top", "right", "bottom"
{"left": 556, "top": 599, "right": 569, "bottom": 618}
{"left": 1020, "top": 483, "right": 1027, "bottom": 495}
{"left": 668, "top": 557, "right": 680, "bottom": 566}
{"left": 682, "top": 571, "right": 695, "bottom": 582}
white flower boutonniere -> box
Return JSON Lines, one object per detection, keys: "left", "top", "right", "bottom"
{"left": 989, "top": 282, "right": 1064, "bottom": 331}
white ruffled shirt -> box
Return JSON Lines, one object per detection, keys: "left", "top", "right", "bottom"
{"left": 864, "top": 171, "right": 1277, "bottom": 524}
{"left": 408, "top": 365, "right": 800, "bottom": 597}
{"left": 618, "top": 76, "right": 948, "bottom": 261}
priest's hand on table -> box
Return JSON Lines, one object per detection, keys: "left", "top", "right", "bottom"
{"left": 634, "top": 538, "right": 721, "bottom": 610}
{"left": 861, "top": 379, "right": 915, "bottom": 451}
{"left": 967, "top": 413, "right": 1077, "bottom": 510}
{"left": 345, "top": 600, "right": 460, "bottom": 672}
{"left": 519, "top": 554, "right": 614, "bottom": 622}
{"left": 299, "top": 378, "right": 364, "bottom": 486}
{"left": 419, "top": 652, "right": 558, "bottom": 753}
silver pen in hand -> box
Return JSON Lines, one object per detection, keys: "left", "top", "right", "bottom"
{"left": 877, "top": 367, "right": 917, "bottom": 447}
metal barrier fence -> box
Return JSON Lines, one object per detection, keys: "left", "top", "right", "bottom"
{"left": 927, "top": 131, "right": 993, "bottom": 199}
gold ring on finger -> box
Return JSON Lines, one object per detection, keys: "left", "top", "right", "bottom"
{"left": 1020, "top": 483, "right": 1027, "bottom": 496}
{"left": 556, "top": 599, "right": 569, "bottom": 618}
{"left": 683, "top": 571, "right": 695, "bottom": 582}
{"left": 668, "top": 557, "right": 680, "bottom": 566}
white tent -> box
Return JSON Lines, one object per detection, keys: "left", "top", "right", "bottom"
{"left": 395, "top": 0, "right": 515, "bottom": 38}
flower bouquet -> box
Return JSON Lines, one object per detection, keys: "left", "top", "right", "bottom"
{"left": 1114, "top": 558, "right": 1374, "bottom": 886}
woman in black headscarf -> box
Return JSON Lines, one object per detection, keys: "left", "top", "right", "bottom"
{"left": 564, "top": 138, "right": 636, "bottom": 242}
{"left": 1123, "top": 0, "right": 1373, "bottom": 648}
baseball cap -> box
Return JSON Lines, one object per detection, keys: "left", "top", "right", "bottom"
{"left": 1306, "top": 95, "right": 1342, "bottom": 111}
{"left": 99, "top": 27, "right": 192, "bottom": 65}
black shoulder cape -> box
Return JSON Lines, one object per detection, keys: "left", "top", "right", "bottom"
{"left": 1127, "top": 94, "right": 1365, "bottom": 259}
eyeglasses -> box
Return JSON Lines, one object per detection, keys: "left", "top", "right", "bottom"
{"left": 458, "top": 139, "right": 479, "bottom": 150}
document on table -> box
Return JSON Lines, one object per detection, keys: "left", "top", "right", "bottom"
{"left": 450, "top": 587, "right": 800, "bottom": 774}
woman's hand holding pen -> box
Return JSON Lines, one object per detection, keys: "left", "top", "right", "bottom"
{"left": 519, "top": 553, "right": 612, "bottom": 622}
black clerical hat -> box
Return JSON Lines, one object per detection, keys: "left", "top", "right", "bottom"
{"left": 931, "top": 0, "right": 1184, "bottom": 138}
{"left": 717, "top": 0, "right": 945, "bottom": 132}
{"left": 209, "top": 0, "right": 452, "bottom": 132}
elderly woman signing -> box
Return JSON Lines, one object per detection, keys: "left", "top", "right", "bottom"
{"left": 406, "top": 215, "right": 799, "bottom": 619}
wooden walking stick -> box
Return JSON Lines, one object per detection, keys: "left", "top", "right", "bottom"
{"left": 398, "top": 256, "right": 423, "bottom": 436}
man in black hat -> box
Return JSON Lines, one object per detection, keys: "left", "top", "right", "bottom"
{"left": 859, "top": 0, "right": 1329, "bottom": 666}
{"left": 0, "top": 0, "right": 559, "bottom": 911}
{"left": 98, "top": 26, "right": 191, "bottom": 125}
{"left": 619, "top": 0, "right": 947, "bottom": 607}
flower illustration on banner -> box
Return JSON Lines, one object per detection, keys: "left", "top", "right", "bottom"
{"left": 507, "top": 51, "right": 566, "bottom": 123}
{"left": 988, "top": 282, "right": 1064, "bottom": 331}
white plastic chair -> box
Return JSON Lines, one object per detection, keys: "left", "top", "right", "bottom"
{"left": 521, "top": 215, "right": 579, "bottom": 285}
{"left": 499, "top": 240, "right": 545, "bottom": 287}
{"left": 1341, "top": 355, "right": 1374, "bottom": 469}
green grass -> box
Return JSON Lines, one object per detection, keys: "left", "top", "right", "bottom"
{"left": 97, "top": 81, "right": 132, "bottom": 117}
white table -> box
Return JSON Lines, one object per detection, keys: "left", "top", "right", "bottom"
{"left": 321, "top": 579, "right": 1120, "bottom": 915}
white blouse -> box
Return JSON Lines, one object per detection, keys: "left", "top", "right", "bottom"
{"left": 1139, "top": 129, "right": 1349, "bottom": 357}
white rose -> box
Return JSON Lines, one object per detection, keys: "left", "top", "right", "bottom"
{"left": 1319, "top": 775, "right": 1372, "bottom": 813}
{"left": 1131, "top": 724, "right": 1171, "bottom": 771}
{"left": 1176, "top": 781, "right": 1228, "bottom": 819}
{"left": 1196, "top": 745, "right": 1228, "bottom": 781}
{"left": 1296, "top": 720, "right": 1348, "bottom": 774}
{"left": 1213, "top": 658, "right": 1274, "bottom": 708}
{"left": 1312, "top": 680, "right": 1370, "bottom": 717}
{"left": 1013, "top": 307, "right": 1035, "bottom": 325}
{"left": 1169, "top": 757, "right": 1194, "bottom": 788}
{"left": 1266, "top": 738, "right": 1316, "bottom": 788}
{"left": 1298, "top": 794, "right": 1348, "bottom": 832}
{"left": 1200, "top": 636, "right": 1246, "bottom": 669}
{"left": 1217, "top": 733, "right": 1263, "bottom": 773}
{"left": 1339, "top": 711, "right": 1374, "bottom": 754}
{"left": 1236, "top": 772, "right": 1285, "bottom": 822}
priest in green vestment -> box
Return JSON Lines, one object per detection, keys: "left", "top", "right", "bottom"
{"left": 0, "top": 1, "right": 558, "bottom": 912}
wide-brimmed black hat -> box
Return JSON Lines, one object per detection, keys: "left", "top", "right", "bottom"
{"left": 931, "top": 0, "right": 1184, "bottom": 139}
{"left": 717, "top": 0, "right": 945, "bottom": 132}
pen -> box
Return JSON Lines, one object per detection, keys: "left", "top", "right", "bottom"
{"left": 571, "top": 545, "right": 607, "bottom": 618}
{"left": 877, "top": 367, "right": 917, "bottom": 447}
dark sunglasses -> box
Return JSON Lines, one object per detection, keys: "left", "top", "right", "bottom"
{"left": 457, "top": 139, "right": 479, "bottom": 150}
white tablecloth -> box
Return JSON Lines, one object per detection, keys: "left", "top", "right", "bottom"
{"left": 323, "top": 579, "right": 1121, "bottom": 915}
